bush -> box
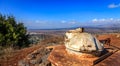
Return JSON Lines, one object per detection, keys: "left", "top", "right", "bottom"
{"left": 0, "top": 14, "right": 30, "bottom": 48}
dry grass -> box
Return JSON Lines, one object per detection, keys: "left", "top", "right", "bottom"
{"left": 41, "top": 35, "right": 64, "bottom": 45}
{"left": 0, "top": 34, "right": 64, "bottom": 66}
{"left": 0, "top": 47, "right": 15, "bottom": 60}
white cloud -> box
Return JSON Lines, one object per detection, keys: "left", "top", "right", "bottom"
{"left": 61, "top": 20, "right": 66, "bottom": 23}
{"left": 24, "top": 20, "right": 81, "bottom": 29}
{"left": 92, "top": 18, "right": 106, "bottom": 22}
{"left": 99, "top": 19, "right": 105, "bottom": 22}
{"left": 35, "top": 20, "right": 39, "bottom": 23}
{"left": 35, "top": 20, "right": 47, "bottom": 24}
{"left": 69, "top": 21, "right": 76, "bottom": 24}
{"left": 92, "top": 18, "right": 98, "bottom": 22}
{"left": 92, "top": 18, "right": 120, "bottom": 23}
{"left": 108, "top": 3, "right": 120, "bottom": 8}
{"left": 68, "top": 20, "right": 77, "bottom": 24}
{"left": 117, "top": 19, "right": 120, "bottom": 21}
{"left": 110, "top": 18, "right": 113, "bottom": 20}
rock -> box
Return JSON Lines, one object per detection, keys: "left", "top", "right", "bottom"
{"left": 18, "top": 45, "right": 52, "bottom": 66}
{"left": 35, "top": 64, "right": 39, "bottom": 66}
{"left": 18, "top": 60, "right": 29, "bottom": 66}
{"left": 32, "top": 49, "right": 41, "bottom": 55}
{"left": 39, "top": 61, "right": 51, "bottom": 66}
{"left": 116, "top": 34, "right": 120, "bottom": 38}
{"left": 30, "top": 58, "right": 42, "bottom": 64}
{"left": 41, "top": 54, "right": 48, "bottom": 62}
{"left": 38, "top": 52, "right": 51, "bottom": 66}
{"left": 29, "top": 48, "right": 51, "bottom": 64}
{"left": 27, "top": 54, "right": 36, "bottom": 60}
{"left": 30, "top": 60, "right": 36, "bottom": 64}
{"left": 65, "top": 28, "right": 104, "bottom": 55}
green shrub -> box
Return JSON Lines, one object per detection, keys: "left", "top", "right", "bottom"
{"left": 0, "top": 14, "right": 30, "bottom": 48}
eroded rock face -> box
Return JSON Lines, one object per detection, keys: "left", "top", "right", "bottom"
{"left": 65, "top": 28, "right": 104, "bottom": 55}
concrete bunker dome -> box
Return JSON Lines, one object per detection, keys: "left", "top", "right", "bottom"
{"left": 65, "top": 28, "right": 104, "bottom": 56}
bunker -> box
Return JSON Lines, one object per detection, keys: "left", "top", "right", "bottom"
{"left": 47, "top": 28, "right": 120, "bottom": 66}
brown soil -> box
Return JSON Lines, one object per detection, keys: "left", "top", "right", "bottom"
{"left": 97, "top": 33, "right": 120, "bottom": 48}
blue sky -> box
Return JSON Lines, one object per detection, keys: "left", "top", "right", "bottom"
{"left": 0, "top": 0, "right": 120, "bottom": 29}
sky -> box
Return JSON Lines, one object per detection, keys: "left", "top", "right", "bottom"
{"left": 0, "top": 0, "right": 120, "bottom": 29}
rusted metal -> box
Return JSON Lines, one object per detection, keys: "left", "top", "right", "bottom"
{"left": 99, "top": 38, "right": 111, "bottom": 45}
{"left": 93, "top": 44, "right": 120, "bottom": 65}
{"left": 93, "top": 52, "right": 113, "bottom": 65}
{"left": 110, "top": 44, "right": 120, "bottom": 50}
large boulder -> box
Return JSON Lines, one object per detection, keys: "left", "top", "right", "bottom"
{"left": 65, "top": 28, "right": 104, "bottom": 56}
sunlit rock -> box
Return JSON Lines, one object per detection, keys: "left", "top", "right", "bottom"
{"left": 65, "top": 28, "right": 104, "bottom": 56}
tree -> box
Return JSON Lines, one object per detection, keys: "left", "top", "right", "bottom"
{"left": 0, "top": 14, "right": 30, "bottom": 48}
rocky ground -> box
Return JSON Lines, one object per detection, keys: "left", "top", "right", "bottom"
{"left": 0, "top": 33, "right": 120, "bottom": 66}
{"left": 0, "top": 36, "right": 64, "bottom": 66}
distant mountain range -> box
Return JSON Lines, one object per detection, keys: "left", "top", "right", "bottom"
{"left": 28, "top": 22, "right": 120, "bottom": 30}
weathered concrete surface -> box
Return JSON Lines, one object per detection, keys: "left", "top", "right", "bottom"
{"left": 65, "top": 28, "right": 104, "bottom": 54}
{"left": 48, "top": 45, "right": 98, "bottom": 66}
